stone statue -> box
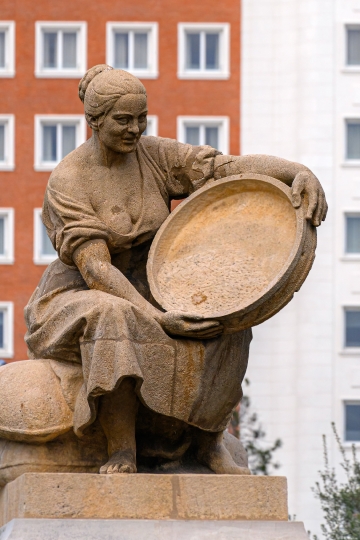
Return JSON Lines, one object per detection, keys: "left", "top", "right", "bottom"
{"left": 0, "top": 65, "right": 327, "bottom": 482}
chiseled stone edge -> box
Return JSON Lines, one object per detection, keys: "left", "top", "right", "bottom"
{"left": 0, "top": 519, "right": 310, "bottom": 540}
{"left": 0, "top": 473, "right": 288, "bottom": 526}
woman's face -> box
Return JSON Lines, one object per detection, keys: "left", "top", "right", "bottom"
{"left": 97, "top": 94, "right": 148, "bottom": 154}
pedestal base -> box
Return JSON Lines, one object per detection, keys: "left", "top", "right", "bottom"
{"left": 0, "top": 473, "right": 288, "bottom": 525}
{"left": 0, "top": 518, "right": 309, "bottom": 539}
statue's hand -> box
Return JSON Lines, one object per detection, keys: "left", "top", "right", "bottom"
{"left": 291, "top": 171, "right": 328, "bottom": 227}
{"left": 159, "top": 311, "right": 223, "bottom": 339}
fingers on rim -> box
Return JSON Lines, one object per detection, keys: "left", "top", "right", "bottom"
{"left": 306, "top": 189, "right": 319, "bottom": 220}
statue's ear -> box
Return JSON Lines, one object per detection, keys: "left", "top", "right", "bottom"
{"left": 86, "top": 114, "right": 99, "bottom": 131}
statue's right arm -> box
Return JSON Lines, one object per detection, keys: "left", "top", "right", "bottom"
{"left": 73, "top": 238, "right": 223, "bottom": 339}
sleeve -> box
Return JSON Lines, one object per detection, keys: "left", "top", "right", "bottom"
{"left": 42, "top": 181, "right": 111, "bottom": 267}
{"left": 152, "top": 137, "right": 222, "bottom": 199}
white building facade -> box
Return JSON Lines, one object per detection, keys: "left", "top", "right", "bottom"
{"left": 242, "top": 0, "right": 360, "bottom": 535}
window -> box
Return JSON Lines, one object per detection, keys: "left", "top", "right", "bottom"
{"left": 345, "top": 308, "right": 360, "bottom": 348}
{"left": 345, "top": 214, "right": 360, "bottom": 253}
{"left": 34, "top": 115, "right": 86, "bottom": 171}
{"left": 178, "top": 23, "right": 230, "bottom": 79}
{"left": 345, "top": 402, "right": 360, "bottom": 442}
{"left": 35, "top": 22, "right": 87, "bottom": 78}
{"left": 0, "top": 302, "right": 13, "bottom": 359}
{"left": 34, "top": 209, "right": 57, "bottom": 265}
{"left": 106, "top": 23, "right": 158, "bottom": 79}
{"left": 346, "top": 120, "right": 360, "bottom": 160}
{"left": 0, "top": 115, "right": 14, "bottom": 171}
{"left": 177, "top": 116, "right": 229, "bottom": 154}
{"left": 0, "top": 22, "right": 15, "bottom": 77}
{"left": 0, "top": 209, "right": 14, "bottom": 264}
{"left": 142, "top": 115, "right": 158, "bottom": 137}
{"left": 346, "top": 26, "right": 360, "bottom": 66}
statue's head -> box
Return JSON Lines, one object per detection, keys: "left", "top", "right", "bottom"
{"left": 79, "top": 64, "right": 148, "bottom": 154}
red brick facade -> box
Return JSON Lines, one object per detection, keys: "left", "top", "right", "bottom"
{"left": 0, "top": 0, "right": 241, "bottom": 360}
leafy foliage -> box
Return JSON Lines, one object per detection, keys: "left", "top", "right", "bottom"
{"left": 229, "top": 378, "right": 282, "bottom": 475}
{"left": 312, "top": 423, "right": 360, "bottom": 540}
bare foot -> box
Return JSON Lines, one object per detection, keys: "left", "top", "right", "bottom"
{"left": 197, "top": 432, "right": 249, "bottom": 475}
{"left": 99, "top": 449, "right": 137, "bottom": 474}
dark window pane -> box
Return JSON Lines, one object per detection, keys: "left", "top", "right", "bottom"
{"left": 0, "top": 311, "right": 3, "bottom": 349}
{"left": 41, "top": 222, "right": 56, "bottom": 256}
{"left": 347, "top": 122, "right": 360, "bottom": 159}
{"left": 42, "top": 125, "right": 57, "bottom": 162}
{"left": 0, "top": 32, "right": 5, "bottom": 68}
{"left": 43, "top": 32, "right": 57, "bottom": 68}
{"left": 134, "top": 33, "right": 148, "bottom": 69}
{"left": 62, "top": 125, "right": 76, "bottom": 158}
{"left": 347, "top": 28, "right": 360, "bottom": 65}
{"left": 345, "top": 404, "right": 360, "bottom": 441}
{"left": 114, "top": 33, "right": 129, "bottom": 68}
{"left": 0, "top": 217, "right": 4, "bottom": 255}
{"left": 345, "top": 310, "right": 360, "bottom": 347}
{"left": 205, "top": 126, "right": 218, "bottom": 148}
{"left": 62, "top": 32, "right": 77, "bottom": 68}
{"left": 0, "top": 124, "right": 4, "bottom": 161}
{"left": 186, "top": 33, "right": 200, "bottom": 69}
{"left": 185, "top": 126, "right": 200, "bottom": 145}
{"left": 346, "top": 216, "right": 360, "bottom": 253}
{"left": 205, "top": 33, "right": 219, "bottom": 69}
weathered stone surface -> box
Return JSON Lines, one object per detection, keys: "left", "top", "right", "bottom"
{"left": 148, "top": 173, "right": 317, "bottom": 332}
{"left": 0, "top": 474, "right": 288, "bottom": 526}
{"left": 0, "top": 519, "right": 310, "bottom": 540}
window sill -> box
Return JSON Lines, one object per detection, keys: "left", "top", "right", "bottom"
{"left": 0, "top": 258, "right": 14, "bottom": 265}
{"left": 339, "top": 349, "right": 360, "bottom": 356}
{"left": 35, "top": 70, "right": 86, "bottom": 79}
{"left": 34, "top": 163, "right": 57, "bottom": 172}
{"left": 341, "top": 67, "right": 360, "bottom": 74}
{"left": 0, "top": 349, "right": 13, "bottom": 359}
{"left": 177, "top": 71, "right": 230, "bottom": 80}
{"left": 0, "top": 164, "right": 15, "bottom": 171}
{"left": 341, "top": 161, "right": 360, "bottom": 168}
{"left": 33, "top": 257, "right": 58, "bottom": 266}
{"left": 340, "top": 255, "right": 360, "bottom": 261}
{"left": 0, "top": 70, "right": 15, "bottom": 78}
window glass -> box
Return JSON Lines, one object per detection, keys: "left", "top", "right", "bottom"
{"left": 0, "top": 217, "right": 4, "bottom": 255}
{"left": 205, "top": 33, "right": 219, "bottom": 69}
{"left": 62, "top": 32, "right": 77, "bottom": 68}
{"left": 345, "top": 403, "right": 360, "bottom": 441}
{"left": 41, "top": 222, "right": 56, "bottom": 256}
{"left": 114, "top": 33, "right": 129, "bottom": 69}
{"left": 42, "top": 125, "right": 57, "bottom": 162}
{"left": 0, "top": 31, "right": 5, "bottom": 68}
{"left": 186, "top": 33, "right": 200, "bottom": 70}
{"left": 185, "top": 126, "right": 200, "bottom": 145}
{"left": 62, "top": 125, "right": 76, "bottom": 158}
{"left": 205, "top": 126, "right": 218, "bottom": 148}
{"left": 347, "top": 28, "right": 360, "bottom": 65}
{"left": 346, "top": 122, "right": 360, "bottom": 159}
{"left": 43, "top": 32, "right": 57, "bottom": 68}
{"left": 345, "top": 309, "right": 360, "bottom": 347}
{"left": 0, "top": 310, "right": 3, "bottom": 349}
{"left": 134, "top": 33, "right": 148, "bottom": 69}
{"left": 346, "top": 216, "right": 360, "bottom": 253}
{"left": 0, "top": 124, "right": 4, "bottom": 161}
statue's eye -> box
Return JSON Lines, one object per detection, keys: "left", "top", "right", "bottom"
{"left": 116, "top": 117, "right": 128, "bottom": 125}
{"left": 139, "top": 116, "right": 147, "bottom": 123}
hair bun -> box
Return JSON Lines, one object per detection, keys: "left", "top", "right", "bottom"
{"left": 78, "top": 64, "right": 113, "bottom": 103}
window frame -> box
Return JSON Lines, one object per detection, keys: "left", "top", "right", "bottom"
{"left": 34, "top": 115, "right": 87, "bottom": 171}
{"left": 0, "top": 208, "right": 14, "bottom": 265}
{"left": 143, "top": 115, "right": 158, "bottom": 137}
{"left": 33, "top": 208, "right": 57, "bottom": 265}
{"left": 344, "top": 118, "right": 360, "bottom": 165}
{"left": 343, "top": 212, "right": 360, "bottom": 260}
{"left": 0, "top": 115, "right": 14, "bottom": 171}
{"left": 106, "top": 22, "right": 159, "bottom": 79}
{"left": 177, "top": 116, "right": 229, "bottom": 154}
{"left": 0, "top": 302, "right": 14, "bottom": 359}
{"left": 35, "top": 21, "right": 87, "bottom": 78}
{"left": 0, "top": 21, "right": 15, "bottom": 78}
{"left": 344, "top": 400, "right": 360, "bottom": 444}
{"left": 177, "top": 23, "right": 230, "bottom": 80}
{"left": 344, "top": 306, "right": 360, "bottom": 350}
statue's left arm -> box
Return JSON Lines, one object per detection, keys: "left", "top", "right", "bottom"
{"left": 214, "top": 154, "right": 327, "bottom": 227}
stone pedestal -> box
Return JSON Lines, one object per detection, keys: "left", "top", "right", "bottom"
{"left": 0, "top": 473, "right": 309, "bottom": 539}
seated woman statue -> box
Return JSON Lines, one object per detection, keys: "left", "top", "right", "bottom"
{"left": 24, "top": 64, "right": 327, "bottom": 475}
